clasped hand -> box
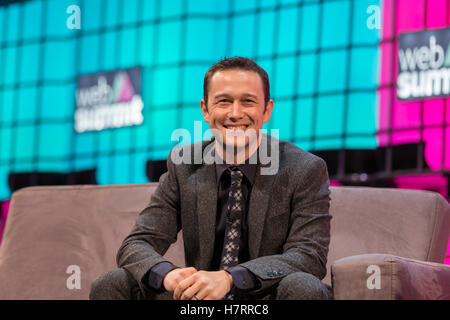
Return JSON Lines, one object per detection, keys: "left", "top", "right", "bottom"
{"left": 163, "top": 267, "right": 233, "bottom": 300}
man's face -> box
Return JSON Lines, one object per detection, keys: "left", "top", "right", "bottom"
{"left": 200, "top": 69, "right": 273, "bottom": 150}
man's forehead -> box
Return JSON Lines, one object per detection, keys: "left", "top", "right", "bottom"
{"left": 209, "top": 69, "right": 264, "bottom": 94}
{"left": 211, "top": 69, "right": 259, "bottom": 82}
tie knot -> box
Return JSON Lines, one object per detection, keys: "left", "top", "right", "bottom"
{"left": 228, "top": 167, "right": 243, "bottom": 186}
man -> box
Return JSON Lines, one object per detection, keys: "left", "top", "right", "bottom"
{"left": 90, "top": 57, "right": 332, "bottom": 300}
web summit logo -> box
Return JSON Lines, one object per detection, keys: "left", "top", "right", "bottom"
{"left": 75, "top": 68, "right": 144, "bottom": 133}
{"left": 397, "top": 28, "right": 450, "bottom": 100}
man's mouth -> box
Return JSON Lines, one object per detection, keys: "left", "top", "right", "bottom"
{"left": 223, "top": 124, "right": 249, "bottom": 131}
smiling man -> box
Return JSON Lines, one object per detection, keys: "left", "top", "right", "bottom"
{"left": 200, "top": 63, "right": 273, "bottom": 166}
{"left": 90, "top": 57, "right": 333, "bottom": 300}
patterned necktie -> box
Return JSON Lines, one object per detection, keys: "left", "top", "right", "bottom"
{"left": 220, "top": 167, "right": 244, "bottom": 300}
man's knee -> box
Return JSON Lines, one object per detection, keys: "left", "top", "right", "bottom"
{"left": 275, "top": 272, "right": 332, "bottom": 300}
{"left": 90, "top": 268, "right": 136, "bottom": 300}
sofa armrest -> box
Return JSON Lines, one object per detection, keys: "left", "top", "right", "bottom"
{"left": 331, "top": 253, "right": 450, "bottom": 300}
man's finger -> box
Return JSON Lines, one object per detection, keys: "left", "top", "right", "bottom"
{"left": 192, "top": 286, "right": 210, "bottom": 300}
{"left": 181, "top": 267, "right": 197, "bottom": 278}
{"left": 173, "top": 274, "right": 197, "bottom": 300}
{"left": 180, "top": 279, "right": 204, "bottom": 300}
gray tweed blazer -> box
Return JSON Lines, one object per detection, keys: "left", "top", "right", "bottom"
{"left": 116, "top": 134, "right": 331, "bottom": 295}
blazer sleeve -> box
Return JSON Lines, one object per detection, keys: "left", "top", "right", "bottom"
{"left": 239, "top": 156, "right": 331, "bottom": 295}
{"left": 116, "top": 150, "right": 181, "bottom": 287}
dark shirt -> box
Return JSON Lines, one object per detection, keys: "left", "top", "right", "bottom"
{"left": 146, "top": 154, "right": 261, "bottom": 294}
{"left": 211, "top": 161, "right": 255, "bottom": 270}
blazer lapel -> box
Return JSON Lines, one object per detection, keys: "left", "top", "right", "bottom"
{"left": 247, "top": 134, "right": 279, "bottom": 259}
{"left": 195, "top": 142, "right": 218, "bottom": 270}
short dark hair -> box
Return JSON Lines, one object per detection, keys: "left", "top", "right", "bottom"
{"left": 203, "top": 57, "right": 271, "bottom": 108}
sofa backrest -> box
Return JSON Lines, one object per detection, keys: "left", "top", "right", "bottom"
{"left": 0, "top": 184, "right": 448, "bottom": 299}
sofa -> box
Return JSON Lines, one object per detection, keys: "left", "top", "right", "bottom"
{"left": 0, "top": 183, "right": 449, "bottom": 299}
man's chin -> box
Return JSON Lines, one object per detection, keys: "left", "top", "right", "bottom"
{"left": 223, "top": 140, "right": 248, "bottom": 150}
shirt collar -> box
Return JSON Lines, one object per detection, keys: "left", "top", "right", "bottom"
{"left": 214, "top": 149, "right": 258, "bottom": 186}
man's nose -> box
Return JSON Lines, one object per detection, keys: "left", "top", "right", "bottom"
{"left": 229, "top": 101, "right": 244, "bottom": 119}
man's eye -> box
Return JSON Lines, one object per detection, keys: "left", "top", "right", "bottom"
{"left": 218, "top": 99, "right": 231, "bottom": 104}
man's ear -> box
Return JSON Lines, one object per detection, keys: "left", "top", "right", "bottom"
{"left": 200, "top": 99, "right": 210, "bottom": 123}
{"left": 263, "top": 99, "right": 274, "bottom": 124}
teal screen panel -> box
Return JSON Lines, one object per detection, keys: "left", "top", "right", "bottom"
{"left": 111, "top": 153, "right": 131, "bottom": 184}
{"left": 150, "top": 108, "right": 178, "bottom": 148}
{"left": 121, "top": 0, "right": 139, "bottom": 25}
{"left": 0, "top": 7, "right": 4, "bottom": 44}
{"left": 82, "top": 0, "right": 102, "bottom": 31}
{"left": 182, "top": 65, "right": 208, "bottom": 103}
{"left": 45, "top": 0, "right": 81, "bottom": 37}
{"left": 118, "top": 27, "right": 137, "bottom": 69}
{"left": 19, "top": 43, "right": 41, "bottom": 83}
{"left": 152, "top": 67, "right": 180, "bottom": 106}
{"left": 1, "top": 89, "right": 15, "bottom": 124}
{"left": 98, "top": 130, "right": 112, "bottom": 154}
{"left": 230, "top": 14, "right": 255, "bottom": 57}
{"left": 101, "top": 30, "right": 118, "bottom": 71}
{"left": 352, "top": 0, "right": 382, "bottom": 44}
{"left": 80, "top": 34, "right": 100, "bottom": 75}
{"left": 273, "top": 56, "right": 296, "bottom": 98}
{"left": 346, "top": 92, "right": 378, "bottom": 149}
{"left": 297, "top": 53, "right": 317, "bottom": 95}
{"left": 0, "top": 0, "right": 382, "bottom": 200}
{"left": 4, "top": 3, "right": 20, "bottom": 43}
{"left": 43, "top": 39, "right": 76, "bottom": 80}
{"left": 17, "top": 87, "right": 38, "bottom": 123}
{"left": 0, "top": 127, "right": 12, "bottom": 162}
{"left": 179, "top": 107, "right": 210, "bottom": 144}
{"left": 3, "top": 46, "right": 17, "bottom": 86}
{"left": 257, "top": 10, "right": 276, "bottom": 57}
{"left": 113, "top": 127, "right": 132, "bottom": 152}
{"left": 22, "top": 0, "right": 43, "bottom": 41}
{"left": 38, "top": 123, "right": 71, "bottom": 159}
{"left": 350, "top": 47, "right": 379, "bottom": 90}
{"left": 14, "top": 124, "right": 35, "bottom": 160}
{"left": 0, "top": 165, "right": 10, "bottom": 199}
{"left": 299, "top": 3, "right": 320, "bottom": 51}
{"left": 96, "top": 155, "right": 112, "bottom": 185}
{"left": 139, "top": 24, "right": 154, "bottom": 66}
{"left": 41, "top": 84, "right": 76, "bottom": 120}
{"left": 315, "top": 94, "right": 345, "bottom": 150}
{"left": 278, "top": 7, "right": 298, "bottom": 54}
{"left": 157, "top": 21, "right": 182, "bottom": 65}
{"left": 295, "top": 98, "right": 314, "bottom": 141}
{"left": 160, "top": 0, "right": 183, "bottom": 18}
{"left": 131, "top": 151, "right": 150, "bottom": 184}
{"left": 318, "top": 50, "right": 348, "bottom": 94}
{"left": 321, "top": 0, "right": 350, "bottom": 48}
{"left": 104, "top": 0, "right": 120, "bottom": 29}
{"left": 185, "top": 18, "right": 216, "bottom": 62}
{"left": 270, "top": 100, "right": 295, "bottom": 142}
